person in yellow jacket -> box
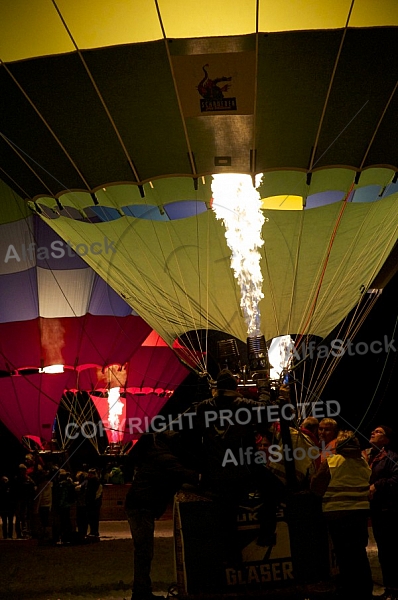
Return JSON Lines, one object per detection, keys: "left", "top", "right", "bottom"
{"left": 266, "top": 425, "right": 320, "bottom": 487}
{"left": 310, "top": 430, "right": 373, "bottom": 600}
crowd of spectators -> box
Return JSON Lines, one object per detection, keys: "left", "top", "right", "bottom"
{"left": 1, "top": 375, "right": 397, "bottom": 600}
{"left": 0, "top": 452, "right": 125, "bottom": 545}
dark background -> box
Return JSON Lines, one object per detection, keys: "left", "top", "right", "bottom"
{"left": 322, "top": 270, "right": 398, "bottom": 443}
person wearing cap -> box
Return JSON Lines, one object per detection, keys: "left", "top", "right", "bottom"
{"left": 363, "top": 425, "right": 398, "bottom": 600}
{"left": 194, "top": 369, "right": 283, "bottom": 560}
{"left": 195, "top": 369, "right": 275, "bottom": 492}
{"left": 311, "top": 430, "right": 373, "bottom": 600}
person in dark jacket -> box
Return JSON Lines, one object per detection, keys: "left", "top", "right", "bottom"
{"left": 74, "top": 471, "right": 88, "bottom": 542}
{"left": 86, "top": 468, "right": 102, "bottom": 539}
{"left": 53, "top": 469, "right": 76, "bottom": 544}
{"left": 11, "top": 464, "right": 36, "bottom": 539}
{"left": 125, "top": 430, "right": 199, "bottom": 600}
{"left": 311, "top": 430, "right": 373, "bottom": 600}
{"left": 0, "top": 476, "right": 14, "bottom": 539}
{"left": 195, "top": 369, "right": 267, "bottom": 491}
{"left": 195, "top": 369, "right": 284, "bottom": 557}
{"left": 363, "top": 425, "right": 398, "bottom": 600}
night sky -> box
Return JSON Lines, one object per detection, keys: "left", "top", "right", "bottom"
{"left": 322, "top": 269, "right": 398, "bottom": 444}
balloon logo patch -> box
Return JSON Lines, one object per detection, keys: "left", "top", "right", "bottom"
{"left": 197, "top": 64, "right": 236, "bottom": 112}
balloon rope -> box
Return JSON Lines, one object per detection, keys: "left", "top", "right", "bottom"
{"left": 295, "top": 184, "right": 353, "bottom": 347}
{"left": 0, "top": 132, "right": 56, "bottom": 196}
{"left": 309, "top": 291, "right": 379, "bottom": 400}
{"left": 154, "top": 0, "right": 197, "bottom": 178}
{"left": 0, "top": 66, "right": 91, "bottom": 193}
{"left": 51, "top": 0, "right": 141, "bottom": 184}
{"left": 301, "top": 196, "right": 397, "bottom": 338}
{"left": 308, "top": 0, "right": 355, "bottom": 171}
{"left": 359, "top": 81, "right": 398, "bottom": 171}
{"left": 356, "top": 314, "right": 398, "bottom": 431}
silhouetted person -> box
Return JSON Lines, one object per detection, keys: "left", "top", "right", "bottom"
{"left": 86, "top": 468, "right": 102, "bottom": 539}
{"left": 363, "top": 425, "right": 398, "bottom": 600}
{"left": 11, "top": 464, "right": 36, "bottom": 538}
{"left": 0, "top": 476, "right": 13, "bottom": 539}
{"left": 125, "top": 431, "right": 198, "bottom": 600}
{"left": 195, "top": 369, "right": 283, "bottom": 559}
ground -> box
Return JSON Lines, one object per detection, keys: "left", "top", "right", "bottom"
{"left": 0, "top": 520, "right": 385, "bottom": 600}
{"left": 0, "top": 521, "right": 173, "bottom": 600}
